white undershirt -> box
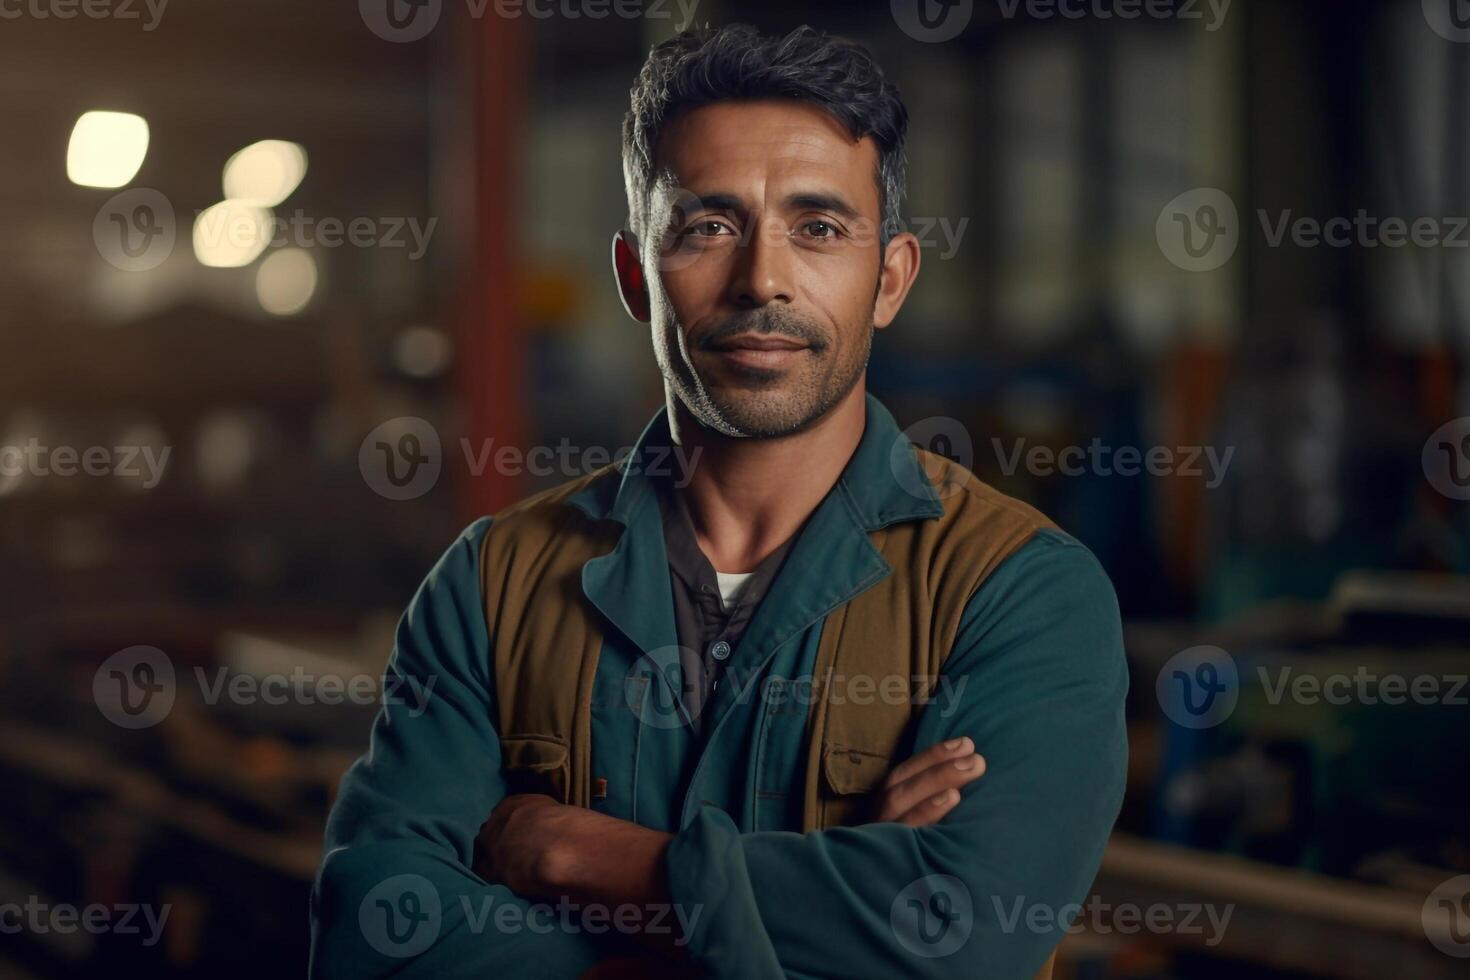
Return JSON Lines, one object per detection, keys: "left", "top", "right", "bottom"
{"left": 715, "top": 570, "right": 755, "bottom": 607}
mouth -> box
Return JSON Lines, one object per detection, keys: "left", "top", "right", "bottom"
{"left": 709, "top": 333, "right": 810, "bottom": 352}
{"left": 703, "top": 332, "right": 813, "bottom": 370}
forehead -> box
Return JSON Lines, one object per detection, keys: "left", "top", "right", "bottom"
{"left": 653, "top": 99, "right": 881, "bottom": 212}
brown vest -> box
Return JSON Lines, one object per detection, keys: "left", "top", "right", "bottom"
{"left": 481, "top": 450, "right": 1058, "bottom": 978}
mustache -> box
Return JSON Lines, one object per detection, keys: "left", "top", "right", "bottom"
{"left": 696, "top": 310, "right": 830, "bottom": 351}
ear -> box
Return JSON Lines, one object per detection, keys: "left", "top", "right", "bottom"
{"left": 873, "top": 231, "right": 921, "bottom": 330}
{"left": 611, "top": 229, "right": 651, "bottom": 323}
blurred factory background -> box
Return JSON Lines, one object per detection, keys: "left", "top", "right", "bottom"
{"left": 0, "top": 0, "right": 1468, "bottom": 977}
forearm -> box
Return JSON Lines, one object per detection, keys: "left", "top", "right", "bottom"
{"left": 545, "top": 812, "right": 675, "bottom": 911}
{"left": 550, "top": 815, "right": 689, "bottom": 960}
{"left": 664, "top": 788, "right": 1116, "bottom": 979}
{"left": 478, "top": 797, "right": 691, "bottom": 960}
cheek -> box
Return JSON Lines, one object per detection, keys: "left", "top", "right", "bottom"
{"left": 658, "top": 253, "right": 729, "bottom": 312}
{"left": 645, "top": 266, "right": 690, "bottom": 333}
{"left": 645, "top": 289, "right": 694, "bottom": 372}
{"left": 799, "top": 259, "right": 878, "bottom": 337}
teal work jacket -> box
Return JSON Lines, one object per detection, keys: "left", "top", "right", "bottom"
{"left": 310, "top": 395, "right": 1129, "bottom": 979}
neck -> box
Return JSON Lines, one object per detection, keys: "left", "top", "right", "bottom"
{"left": 667, "top": 383, "right": 867, "bottom": 573}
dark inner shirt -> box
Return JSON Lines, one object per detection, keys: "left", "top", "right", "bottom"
{"left": 656, "top": 477, "right": 795, "bottom": 735}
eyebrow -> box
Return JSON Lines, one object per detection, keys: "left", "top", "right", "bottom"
{"left": 687, "top": 191, "right": 864, "bottom": 222}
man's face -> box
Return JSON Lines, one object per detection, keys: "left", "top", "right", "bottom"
{"left": 641, "top": 99, "right": 892, "bottom": 438}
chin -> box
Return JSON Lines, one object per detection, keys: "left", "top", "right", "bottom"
{"left": 705, "top": 394, "right": 822, "bottom": 439}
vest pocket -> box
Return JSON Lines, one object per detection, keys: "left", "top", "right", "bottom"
{"left": 818, "top": 742, "right": 889, "bottom": 827}
{"left": 499, "top": 734, "right": 571, "bottom": 803}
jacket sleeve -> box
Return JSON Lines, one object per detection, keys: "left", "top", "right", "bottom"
{"left": 663, "top": 528, "right": 1130, "bottom": 979}
{"left": 309, "top": 518, "right": 605, "bottom": 979}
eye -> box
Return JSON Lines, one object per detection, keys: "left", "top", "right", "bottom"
{"left": 798, "top": 220, "right": 840, "bottom": 240}
{"left": 686, "top": 219, "right": 734, "bottom": 238}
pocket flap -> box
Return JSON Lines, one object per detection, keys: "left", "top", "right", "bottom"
{"left": 499, "top": 734, "right": 569, "bottom": 772}
{"left": 821, "top": 742, "right": 889, "bottom": 796}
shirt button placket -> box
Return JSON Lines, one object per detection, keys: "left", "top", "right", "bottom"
{"left": 709, "top": 639, "right": 731, "bottom": 693}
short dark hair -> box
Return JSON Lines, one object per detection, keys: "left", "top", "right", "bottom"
{"left": 621, "top": 23, "right": 909, "bottom": 249}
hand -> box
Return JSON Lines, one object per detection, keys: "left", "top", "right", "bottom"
{"left": 873, "top": 736, "right": 987, "bottom": 826}
{"left": 473, "top": 793, "right": 568, "bottom": 895}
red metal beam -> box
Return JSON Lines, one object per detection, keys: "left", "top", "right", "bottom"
{"left": 455, "top": 9, "right": 528, "bottom": 520}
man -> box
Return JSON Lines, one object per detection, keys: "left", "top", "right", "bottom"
{"left": 311, "top": 23, "right": 1127, "bottom": 980}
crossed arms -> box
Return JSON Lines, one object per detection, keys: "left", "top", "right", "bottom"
{"left": 309, "top": 520, "right": 1128, "bottom": 979}
{"left": 475, "top": 736, "right": 992, "bottom": 977}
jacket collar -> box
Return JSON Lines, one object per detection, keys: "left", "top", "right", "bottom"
{"left": 568, "top": 392, "right": 943, "bottom": 697}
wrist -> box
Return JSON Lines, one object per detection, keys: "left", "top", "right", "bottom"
{"left": 532, "top": 810, "right": 580, "bottom": 892}
{"left": 535, "top": 807, "right": 673, "bottom": 905}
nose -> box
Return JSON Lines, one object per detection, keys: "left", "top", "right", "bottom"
{"left": 726, "top": 213, "right": 794, "bottom": 309}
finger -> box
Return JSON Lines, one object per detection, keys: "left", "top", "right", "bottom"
{"left": 877, "top": 752, "right": 987, "bottom": 821}
{"left": 894, "top": 787, "right": 964, "bottom": 828}
{"left": 876, "top": 741, "right": 982, "bottom": 820}
{"left": 883, "top": 736, "right": 974, "bottom": 789}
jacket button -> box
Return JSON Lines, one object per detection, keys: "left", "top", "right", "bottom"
{"left": 710, "top": 640, "right": 731, "bottom": 661}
